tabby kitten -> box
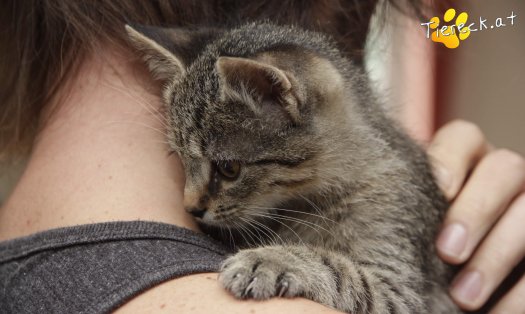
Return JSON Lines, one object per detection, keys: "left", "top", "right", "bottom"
{"left": 126, "top": 22, "right": 460, "bottom": 313}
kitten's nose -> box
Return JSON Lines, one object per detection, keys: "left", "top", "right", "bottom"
{"left": 188, "top": 207, "right": 207, "bottom": 218}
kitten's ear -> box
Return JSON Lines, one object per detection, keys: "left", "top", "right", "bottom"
{"left": 125, "top": 24, "right": 185, "bottom": 81}
{"left": 216, "top": 57, "right": 301, "bottom": 124}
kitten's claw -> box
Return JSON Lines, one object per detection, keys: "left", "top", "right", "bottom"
{"left": 219, "top": 248, "right": 306, "bottom": 300}
{"left": 277, "top": 280, "right": 289, "bottom": 297}
{"left": 242, "top": 277, "right": 258, "bottom": 298}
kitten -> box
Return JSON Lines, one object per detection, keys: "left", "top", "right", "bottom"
{"left": 126, "top": 22, "right": 460, "bottom": 313}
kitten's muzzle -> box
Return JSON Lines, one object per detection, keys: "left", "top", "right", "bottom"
{"left": 188, "top": 207, "right": 207, "bottom": 218}
{"left": 184, "top": 192, "right": 210, "bottom": 218}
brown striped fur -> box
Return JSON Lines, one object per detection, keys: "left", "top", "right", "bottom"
{"left": 127, "top": 22, "right": 461, "bottom": 313}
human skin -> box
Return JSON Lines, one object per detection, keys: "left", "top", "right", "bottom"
{"left": 429, "top": 121, "right": 525, "bottom": 312}
{"left": 0, "top": 46, "right": 197, "bottom": 240}
{"left": 0, "top": 44, "right": 523, "bottom": 313}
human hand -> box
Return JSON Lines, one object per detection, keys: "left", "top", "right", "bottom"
{"left": 427, "top": 120, "right": 525, "bottom": 312}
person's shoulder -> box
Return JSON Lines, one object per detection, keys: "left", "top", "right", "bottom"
{"left": 115, "top": 273, "right": 341, "bottom": 313}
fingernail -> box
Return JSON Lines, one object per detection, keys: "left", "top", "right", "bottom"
{"left": 451, "top": 270, "right": 483, "bottom": 305}
{"left": 434, "top": 165, "right": 452, "bottom": 194}
{"left": 437, "top": 223, "right": 467, "bottom": 259}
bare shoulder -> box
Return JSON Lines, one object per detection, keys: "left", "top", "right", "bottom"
{"left": 115, "top": 273, "right": 342, "bottom": 314}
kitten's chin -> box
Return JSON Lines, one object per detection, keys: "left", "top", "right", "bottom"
{"left": 196, "top": 219, "right": 262, "bottom": 250}
{"left": 194, "top": 212, "right": 238, "bottom": 229}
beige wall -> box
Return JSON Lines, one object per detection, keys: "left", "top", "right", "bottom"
{"left": 369, "top": 0, "right": 525, "bottom": 153}
{"left": 438, "top": 0, "right": 525, "bottom": 155}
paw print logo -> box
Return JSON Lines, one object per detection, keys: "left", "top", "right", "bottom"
{"left": 430, "top": 9, "right": 471, "bottom": 49}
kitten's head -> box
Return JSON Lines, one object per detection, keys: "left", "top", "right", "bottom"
{"left": 126, "top": 23, "right": 348, "bottom": 228}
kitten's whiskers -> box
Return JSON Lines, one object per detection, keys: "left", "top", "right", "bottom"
{"left": 242, "top": 216, "right": 284, "bottom": 246}
{"left": 245, "top": 211, "right": 305, "bottom": 246}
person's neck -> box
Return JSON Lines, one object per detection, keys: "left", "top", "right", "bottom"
{"left": 0, "top": 46, "right": 198, "bottom": 241}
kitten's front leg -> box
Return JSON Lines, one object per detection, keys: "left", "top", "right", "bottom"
{"left": 219, "top": 245, "right": 428, "bottom": 314}
{"left": 219, "top": 245, "right": 338, "bottom": 308}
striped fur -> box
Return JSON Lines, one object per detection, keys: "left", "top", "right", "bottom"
{"left": 127, "top": 22, "right": 461, "bottom": 313}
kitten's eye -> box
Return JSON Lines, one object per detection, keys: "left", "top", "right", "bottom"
{"left": 217, "top": 161, "right": 241, "bottom": 180}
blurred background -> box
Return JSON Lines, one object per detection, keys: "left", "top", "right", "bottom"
{"left": 436, "top": 0, "right": 524, "bottom": 155}
{"left": 367, "top": 0, "right": 525, "bottom": 154}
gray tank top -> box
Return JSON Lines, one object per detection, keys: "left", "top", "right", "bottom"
{"left": 0, "top": 221, "right": 229, "bottom": 314}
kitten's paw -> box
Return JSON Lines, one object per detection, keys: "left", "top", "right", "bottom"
{"left": 219, "top": 248, "right": 306, "bottom": 300}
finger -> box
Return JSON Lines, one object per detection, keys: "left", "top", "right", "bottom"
{"left": 489, "top": 273, "right": 525, "bottom": 314}
{"left": 427, "top": 120, "right": 490, "bottom": 199}
{"left": 436, "top": 149, "right": 525, "bottom": 264}
{"left": 449, "top": 193, "right": 525, "bottom": 310}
